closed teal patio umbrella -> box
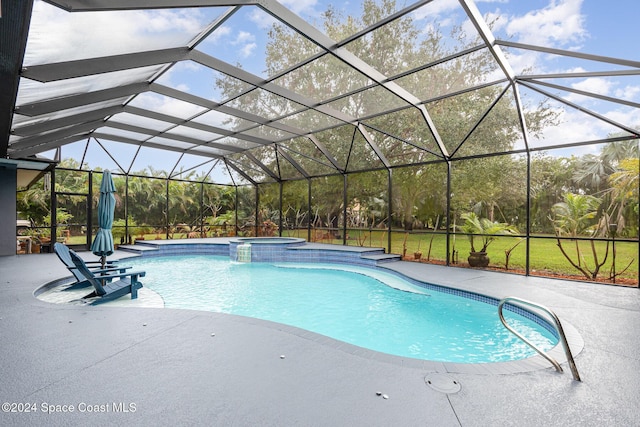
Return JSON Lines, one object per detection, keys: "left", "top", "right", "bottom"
{"left": 91, "top": 170, "right": 116, "bottom": 269}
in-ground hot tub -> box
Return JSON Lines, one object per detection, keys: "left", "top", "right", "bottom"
{"left": 234, "top": 237, "right": 305, "bottom": 244}
{"left": 229, "top": 237, "right": 306, "bottom": 262}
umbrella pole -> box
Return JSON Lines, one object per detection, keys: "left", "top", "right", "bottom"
{"left": 100, "top": 255, "right": 106, "bottom": 270}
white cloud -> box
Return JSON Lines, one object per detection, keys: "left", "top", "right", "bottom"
{"left": 240, "top": 43, "right": 258, "bottom": 59}
{"left": 505, "top": 0, "right": 587, "bottom": 47}
{"left": 481, "top": 10, "right": 508, "bottom": 33}
{"left": 225, "top": 31, "right": 257, "bottom": 59}
{"left": 615, "top": 85, "right": 640, "bottom": 101}
{"left": 175, "top": 83, "right": 191, "bottom": 92}
{"left": 140, "top": 9, "right": 204, "bottom": 34}
{"left": 248, "top": 8, "right": 279, "bottom": 30}
{"left": 572, "top": 77, "right": 613, "bottom": 94}
{"left": 204, "top": 25, "right": 232, "bottom": 45}
{"left": 561, "top": 78, "right": 640, "bottom": 105}
{"left": 232, "top": 31, "right": 256, "bottom": 45}
{"left": 280, "top": 0, "right": 320, "bottom": 17}
{"left": 151, "top": 61, "right": 205, "bottom": 95}
{"left": 174, "top": 61, "right": 202, "bottom": 73}
{"left": 604, "top": 108, "right": 640, "bottom": 132}
{"left": 530, "top": 107, "right": 606, "bottom": 148}
{"left": 562, "top": 77, "right": 614, "bottom": 103}
{"left": 502, "top": 48, "right": 544, "bottom": 75}
{"left": 412, "top": 0, "right": 459, "bottom": 21}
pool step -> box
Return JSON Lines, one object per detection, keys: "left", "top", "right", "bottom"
{"left": 360, "top": 253, "right": 402, "bottom": 264}
{"left": 116, "top": 244, "right": 159, "bottom": 254}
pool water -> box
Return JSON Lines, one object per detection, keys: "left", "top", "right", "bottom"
{"left": 129, "top": 255, "right": 558, "bottom": 363}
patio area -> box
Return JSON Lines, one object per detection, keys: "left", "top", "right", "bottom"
{"left": 1, "top": 249, "right": 638, "bottom": 426}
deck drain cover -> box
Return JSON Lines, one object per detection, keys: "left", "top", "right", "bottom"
{"left": 425, "top": 374, "right": 461, "bottom": 394}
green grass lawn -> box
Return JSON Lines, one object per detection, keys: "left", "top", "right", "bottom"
{"left": 406, "top": 232, "right": 638, "bottom": 283}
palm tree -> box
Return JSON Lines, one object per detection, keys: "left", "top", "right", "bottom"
{"left": 459, "top": 212, "right": 518, "bottom": 253}
{"left": 551, "top": 193, "right": 601, "bottom": 237}
{"left": 606, "top": 157, "right": 640, "bottom": 236}
{"left": 551, "top": 193, "right": 608, "bottom": 280}
{"left": 572, "top": 154, "right": 612, "bottom": 193}
{"left": 572, "top": 141, "right": 638, "bottom": 195}
{"left": 600, "top": 140, "right": 639, "bottom": 166}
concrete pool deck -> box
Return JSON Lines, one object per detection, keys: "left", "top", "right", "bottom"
{"left": 1, "top": 245, "right": 639, "bottom": 426}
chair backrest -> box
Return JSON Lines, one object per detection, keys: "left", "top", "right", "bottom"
{"left": 54, "top": 242, "right": 73, "bottom": 266}
{"left": 68, "top": 249, "right": 107, "bottom": 296}
{"left": 54, "top": 242, "right": 85, "bottom": 282}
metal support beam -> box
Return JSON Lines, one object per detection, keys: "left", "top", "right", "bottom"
{"left": 46, "top": 0, "right": 258, "bottom": 11}
{"left": 307, "top": 178, "right": 312, "bottom": 242}
{"left": 124, "top": 105, "right": 274, "bottom": 146}
{"left": 450, "top": 84, "right": 511, "bottom": 158}
{"left": 278, "top": 181, "right": 283, "bottom": 236}
{"left": 244, "top": 151, "right": 279, "bottom": 181}
{"left": 308, "top": 135, "right": 343, "bottom": 173}
{"left": 497, "top": 39, "right": 640, "bottom": 70}
{"left": 21, "top": 48, "right": 190, "bottom": 82}
{"left": 9, "top": 133, "right": 91, "bottom": 158}
{"left": 445, "top": 161, "right": 452, "bottom": 265}
{"left": 343, "top": 174, "right": 348, "bottom": 246}
{"left": 0, "top": 0, "right": 34, "bottom": 157}
{"left": 12, "top": 105, "right": 125, "bottom": 136}
{"left": 357, "top": 124, "right": 391, "bottom": 169}
{"left": 9, "top": 119, "right": 107, "bottom": 151}
{"left": 276, "top": 145, "right": 310, "bottom": 179}
{"left": 87, "top": 172, "right": 93, "bottom": 248}
{"left": 15, "top": 82, "right": 148, "bottom": 117}
{"left": 458, "top": 0, "right": 515, "bottom": 81}
{"left": 224, "top": 159, "right": 258, "bottom": 186}
{"left": 521, "top": 78, "right": 640, "bottom": 109}
{"left": 151, "top": 83, "right": 307, "bottom": 137}
{"left": 387, "top": 168, "right": 392, "bottom": 253}
{"left": 255, "top": 184, "right": 260, "bottom": 237}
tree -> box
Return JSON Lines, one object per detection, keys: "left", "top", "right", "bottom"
{"left": 572, "top": 153, "right": 613, "bottom": 193}
{"left": 551, "top": 193, "right": 601, "bottom": 237}
{"left": 127, "top": 170, "right": 168, "bottom": 230}
{"left": 17, "top": 181, "right": 49, "bottom": 225}
{"left": 168, "top": 180, "right": 197, "bottom": 227}
{"left": 392, "top": 164, "right": 447, "bottom": 230}
{"left": 607, "top": 157, "right": 639, "bottom": 237}
{"left": 451, "top": 155, "right": 527, "bottom": 224}
{"left": 570, "top": 140, "right": 639, "bottom": 236}
{"left": 203, "top": 183, "right": 236, "bottom": 233}
{"left": 218, "top": 0, "right": 528, "bottom": 170}
{"left": 215, "top": 0, "right": 556, "bottom": 239}
{"left": 551, "top": 192, "right": 609, "bottom": 280}
{"left": 529, "top": 154, "right": 577, "bottom": 234}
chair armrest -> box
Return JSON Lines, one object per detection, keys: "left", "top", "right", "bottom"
{"left": 97, "top": 270, "right": 146, "bottom": 280}
{"left": 91, "top": 266, "right": 133, "bottom": 274}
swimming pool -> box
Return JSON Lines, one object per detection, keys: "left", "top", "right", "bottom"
{"left": 128, "top": 255, "right": 558, "bottom": 363}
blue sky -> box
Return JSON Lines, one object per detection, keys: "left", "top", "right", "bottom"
{"left": 22, "top": 0, "right": 640, "bottom": 180}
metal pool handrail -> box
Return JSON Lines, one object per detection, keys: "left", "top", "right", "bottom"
{"left": 498, "top": 297, "right": 581, "bottom": 382}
